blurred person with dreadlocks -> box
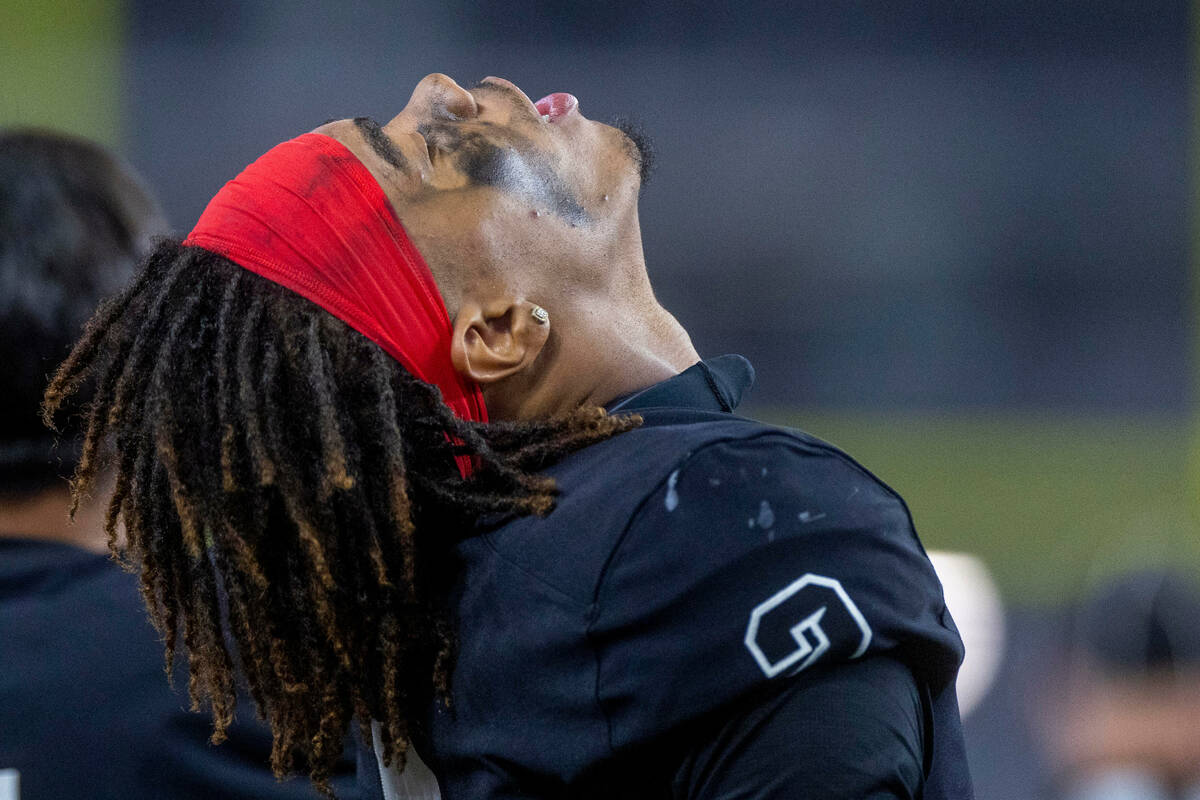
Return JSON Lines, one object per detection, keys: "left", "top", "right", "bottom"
{"left": 0, "top": 129, "right": 357, "bottom": 800}
{"left": 44, "top": 75, "right": 972, "bottom": 799}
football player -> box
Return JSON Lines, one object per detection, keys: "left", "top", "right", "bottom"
{"left": 47, "top": 74, "right": 971, "bottom": 799}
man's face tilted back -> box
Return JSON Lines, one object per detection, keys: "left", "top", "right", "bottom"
{"left": 315, "top": 73, "right": 696, "bottom": 421}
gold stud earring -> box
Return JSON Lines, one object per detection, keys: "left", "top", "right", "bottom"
{"left": 531, "top": 305, "right": 549, "bottom": 325}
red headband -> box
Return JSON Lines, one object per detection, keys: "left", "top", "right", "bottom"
{"left": 183, "top": 133, "right": 488, "bottom": 432}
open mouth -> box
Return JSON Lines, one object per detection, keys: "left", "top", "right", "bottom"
{"left": 534, "top": 93, "right": 579, "bottom": 123}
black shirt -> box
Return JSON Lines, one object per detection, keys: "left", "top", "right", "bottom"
{"left": 364, "top": 355, "right": 973, "bottom": 799}
{"left": 0, "top": 538, "right": 358, "bottom": 800}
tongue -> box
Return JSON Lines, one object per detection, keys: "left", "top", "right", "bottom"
{"left": 535, "top": 93, "right": 578, "bottom": 121}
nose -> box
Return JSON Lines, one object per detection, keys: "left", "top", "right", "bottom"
{"left": 406, "top": 73, "right": 478, "bottom": 120}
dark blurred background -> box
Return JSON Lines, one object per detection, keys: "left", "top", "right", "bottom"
{"left": 2, "top": 1, "right": 1195, "bottom": 797}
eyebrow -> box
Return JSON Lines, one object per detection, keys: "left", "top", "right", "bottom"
{"left": 352, "top": 117, "right": 410, "bottom": 173}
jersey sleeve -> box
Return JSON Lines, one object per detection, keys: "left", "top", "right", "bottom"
{"left": 588, "top": 433, "right": 964, "bottom": 755}
{"left": 672, "top": 655, "right": 926, "bottom": 800}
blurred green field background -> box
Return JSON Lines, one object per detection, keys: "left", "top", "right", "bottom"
{"left": 759, "top": 411, "right": 1199, "bottom": 605}
{"left": 0, "top": 0, "right": 123, "bottom": 146}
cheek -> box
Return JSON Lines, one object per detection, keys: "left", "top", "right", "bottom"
{"left": 475, "top": 206, "right": 617, "bottom": 297}
{"left": 400, "top": 181, "right": 617, "bottom": 299}
{"left": 493, "top": 149, "right": 590, "bottom": 226}
{"left": 475, "top": 209, "right": 555, "bottom": 268}
{"left": 405, "top": 194, "right": 547, "bottom": 292}
{"left": 397, "top": 204, "right": 489, "bottom": 307}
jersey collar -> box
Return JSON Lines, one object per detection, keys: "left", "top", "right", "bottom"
{"left": 606, "top": 354, "right": 755, "bottom": 414}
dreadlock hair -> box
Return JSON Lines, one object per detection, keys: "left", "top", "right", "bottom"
{"left": 43, "top": 238, "right": 640, "bottom": 796}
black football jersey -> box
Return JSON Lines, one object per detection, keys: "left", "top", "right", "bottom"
{"left": 366, "top": 356, "right": 972, "bottom": 800}
{"left": 0, "top": 539, "right": 359, "bottom": 800}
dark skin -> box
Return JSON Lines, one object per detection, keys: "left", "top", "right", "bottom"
{"left": 315, "top": 74, "right": 698, "bottom": 421}
{"left": 356, "top": 115, "right": 588, "bottom": 224}
{"left": 37, "top": 73, "right": 685, "bottom": 796}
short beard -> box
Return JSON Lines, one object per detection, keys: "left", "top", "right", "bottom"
{"left": 609, "top": 116, "right": 656, "bottom": 190}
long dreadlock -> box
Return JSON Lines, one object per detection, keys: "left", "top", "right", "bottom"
{"left": 42, "top": 239, "right": 640, "bottom": 795}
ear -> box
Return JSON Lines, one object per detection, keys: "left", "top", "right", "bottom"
{"left": 450, "top": 298, "right": 550, "bottom": 385}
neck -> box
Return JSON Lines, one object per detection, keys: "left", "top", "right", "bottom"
{"left": 488, "top": 294, "right": 700, "bottom": 419}
{"left": 0, "top": 484, "right": 110, "bottom": 554}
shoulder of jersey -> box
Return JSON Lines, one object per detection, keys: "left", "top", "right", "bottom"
{"left": 481, "top": 416, "right": 900, "bottom": 607}
{"left": 584, "top": 422, "right": 960, "bottom": 750}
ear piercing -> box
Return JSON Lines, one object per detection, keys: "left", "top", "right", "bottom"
{"left": 531, "top": 305, "right": 549, "bottom": 325}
